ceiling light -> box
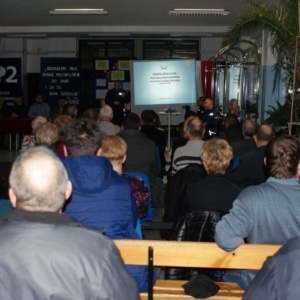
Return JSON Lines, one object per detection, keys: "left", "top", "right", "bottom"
{"left": 169, "top": 9, "right": 229, "bottom": 16}
{"left": 49, "top": 9, "right": 108, "bottom": 15}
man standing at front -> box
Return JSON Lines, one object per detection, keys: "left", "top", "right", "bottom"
{"left": 215, "top": 135, "right": 300, "bottom": 289}
{"left": 0, "top": 146, "right": 139, "bottom": 299}
{"left": 105, "top": 80, "right": 130, "bottom": 126}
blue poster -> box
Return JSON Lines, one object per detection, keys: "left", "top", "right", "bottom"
{"left": 0, "top": 58, "right": 23, "bottom": 102}
{"left": 40, "top": 57, "right": 81, "bottom": 107}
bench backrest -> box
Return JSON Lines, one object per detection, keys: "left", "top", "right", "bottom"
{"left": 114, "top": 240, "right": 281, "bottom": 270}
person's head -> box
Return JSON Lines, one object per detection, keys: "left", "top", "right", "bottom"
{"left": 58, "top": 98, "right": 65, "bottom": 108}
{"left": 101, "top": 136, "right": 127, "bottom": 173}
{"left": 15, "top": 96, "right": 23, "bottom": 106}
{"left": 254, "top": 125, "right": 275, "bottom": 147}
{"left": 227, "top": 99, "right": 240, "bottom": 117}
{"left": 197, "top": 97, "right": 206, "bottom": 108}
{"left": 184, "top": 116, "right": 204, "bottom": 140}
{"left": 114, "top": 80, "right": 122, "bottom": 91}
{"left": 35, "top": 122, "right": 59, "bottom": 146}
{"left": 203, "top": 97, "right": 214, "bottom": 110}
{"left": 200, "top": 138, "right": 233, "bottom": 175}
{"left": 265, "top": 135, "right": 300, "bottom": 179}
{"left": 64, "top": 117, "right": 105, "bottom": 156}
{"left": 184, "top": 110, "right": 196, "bottom": 120}
{"left": 99, "top": 105, "right": 114, "bottom": 121}
{"left": 83, "top": 108, "right": 99, "bottom": 122}
{"left": 53, "top": 115, "right": 72, "bottom": 139}
{"left": 224, "top": 113, "right": 239, "bottom": 128}
{"left": 141, "top": 110, "right": 155, "bottom": 125}
{"left": 242, "top": 119, "right": 258, "bottom": 138}
{"left": 123, "top": 112, "right": 141, "bottom": 130}
{"left": 65, "top": 105, "right": 78, "bottom": 118}
{"left": 31, "top": 116, "right": 47, "bottom": 132}
{"left": 35, "top": 94, "right": 43, "bottom": 104}
{"left": 9, "top": 147, "right": 72, "bottom": 212}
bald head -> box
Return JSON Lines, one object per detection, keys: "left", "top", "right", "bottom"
{"left": 242, "top": 119, "right": 258, "bottom": 138}
{"left": 9, "top": 147, "right": 72, "bottom": 212}
{"left": 184, "top": 116, "right": 204, "bottom": 140}
{"left": 254, "top": 125, "right": 275, "bottom": 147}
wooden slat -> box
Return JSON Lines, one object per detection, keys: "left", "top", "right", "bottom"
{"left": 114, "top": 240, "right": 281, "bottom": 270}
{"left": 140, "top": 281, "right": 244, "bottom": 300}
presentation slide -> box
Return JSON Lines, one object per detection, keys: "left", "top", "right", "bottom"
{"left": 132, "top": 59, "right": 196, "bottom": 106}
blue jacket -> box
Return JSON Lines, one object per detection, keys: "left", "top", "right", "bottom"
{"left": 61, "top": 155, "right": 149, "bottom": 291}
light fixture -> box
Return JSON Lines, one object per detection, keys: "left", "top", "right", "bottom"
{"left": 6, "top": 34, "right": 47, "bottom": 38}
{"left": 49, "top": 9, "right": 108, "bottom": 15}
{"left": 169, "top": 9, "right": 229, "bottom": 16}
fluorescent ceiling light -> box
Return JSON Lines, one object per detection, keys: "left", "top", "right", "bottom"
{"left": 49, "top": 9, "right": 108, "bottom": 15}
{"left": 169, "top": 9, "right": 229, "bottom": 16}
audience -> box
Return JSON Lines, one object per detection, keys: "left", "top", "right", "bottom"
{"left": 221, "top": 113, "right": 243, "bottom": 143}
{"left": 61, "top": 117, "right": 149, "bottom": 292}
{"left": 141, "top": 109, "right": 167, "bottom": 172}
{"left": 243, "top": 237, "right": 300, "bottom": 300}
{"left": 0, "top": 146, "right": 139, "bottom": 299}
{"left": 50, "top": 98, "right": 66, "bottom": 121}
{"left": 65, "top": 105, "right": 78, "bottom": 118}
{"left": 20, "top": 116, "right": 47, "bottom": 151}
{"left": 83, "top": 108, "right": 99, "bottom": 122}
{"left": 187, "top": 138, "right": 241, "bottom": 213}
{"left": 230, "top": 124, "right": 275, "bottom": 186}
{"left": 118, "top": 113, "right": 161, "bottom": 207}
{"left": 10, "top": 96, "right": 28, "bottom": 118}
{"left": 230, "top": 119, "right": 258, "bottom": 157}
{"left": 28, "top": 94, "right": 50, "bottom": 119}
{"left": 101, "top": 135, "right": 150, "bottom": 219}
{"left": 98, "top": 105, "right": 121, "bottom": 135}
{"left": 34, "top": 122, "right": 59, "bottom": 152}
{"left": 215, "top": 135, "right": 300, "bottom": 289}
{"left": 172, "top": 116, "right": 204, "bottom": 174}
{"left": 227, "top": 98, "right": 241, "bottom": 117}
{"left": 53, "top": 115, "right": 72, "bottom": 155}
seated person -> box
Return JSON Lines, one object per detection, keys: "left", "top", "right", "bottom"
{"left": 172, "top": 116, "right": 204, "bottom": 174}
{"left": 1, "top": 146, "right": 139, "bottom": 299}
{"left": 141, "top": 110, "right": 167, "bottom": 172}
{"left": 34, "top": 122, "right": 59, "bottom": 153}
{"left": 244, "top": 237, "right": 300, "bottom": 300}
{"left": 101, "top": 135, "right": 150, "bottom": 219}
{"left": 118, "top": 113, "right": 161, "bottom": 207}
{"left": 61, "top": 117, "right": 150, "bottom": 292}
{"left": 220, "top": 113, "right": 243, "bottom": 144}
{"left": 10, "top": 96, "right": 28, "bottom": 118}
{"left": 20, "top": 116, "right": 47, "bottom": 152}
{"left": 187, "top": 138, "right": 241, "bottom": 213}
{"left": 98, "top": 105, "right": 121, "bottom": 135}
{"left": 53, "top": 115, "right": 72, "bottom": 155}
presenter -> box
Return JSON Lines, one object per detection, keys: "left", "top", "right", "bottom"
{"left": 105, "top": 80, "right": 130, "bottom": 126}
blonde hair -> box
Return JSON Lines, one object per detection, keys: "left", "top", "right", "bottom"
{"left": 101, "top": 135, "right": 127, "bottom": 162}
{"left": 53, "top": 115, "right": 72, "bottom": 139}
{"left": 200, "top": 138, "right": 233, "bottom": 174}
{"left": 31, "top": 116, "right": 47, "bottom": 131}
{"left": 35, "top": 122, "right": 59, "bottom": 146}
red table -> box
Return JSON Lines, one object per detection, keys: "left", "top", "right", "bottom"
{"left": 0, "top": 118, "right": 32, "bottom": 150}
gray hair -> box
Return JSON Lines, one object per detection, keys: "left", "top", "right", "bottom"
{"left": 9, "top": 147, "right": 69, "bottom": 211}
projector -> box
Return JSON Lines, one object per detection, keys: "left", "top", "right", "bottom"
{"left": 164, "top": 108, "right": 177, "bottom": 113}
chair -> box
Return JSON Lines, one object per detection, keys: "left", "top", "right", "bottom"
{"left": 123, "top": 171, "right": 153, "bottom": 223}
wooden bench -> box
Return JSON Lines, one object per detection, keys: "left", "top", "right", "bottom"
{"left": 114, "top": 240, "right": 281, "bottom": 300}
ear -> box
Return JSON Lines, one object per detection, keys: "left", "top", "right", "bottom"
{"left": 253, "top": 135, "right": 258, "bottom": 147}
{"left": 96, "top": 147, "right": 102, "bottom": 156}
{"left": 263, "top": 157, "right": 267, "bottom": 166}
{"left": 297, "top": 163, "right": 300, "bottom": 179}
{"left": 8, "top": 188, "right": 17, "bottom": 208}
{"left": 65, "top": 180, "right": 72, "bottom": 200}
{"left": 122, "top": 154, "right": 127, "bottom": 164}
{"left": 63, "top": 145, "right": 68, "bottom": 157}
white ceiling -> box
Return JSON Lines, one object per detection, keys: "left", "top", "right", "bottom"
{"left": 0, "top": 0, "right": 268, "bottom": 38}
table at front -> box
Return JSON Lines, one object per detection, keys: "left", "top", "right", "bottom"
{"left": 159, "top": 111, "right": 181, "bottom": 151}
{"left": 0, "top": 118, "right": 32, "bottom": 150}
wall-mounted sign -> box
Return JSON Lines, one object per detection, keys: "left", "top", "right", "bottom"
{"left": 0, "top": 58, "right": 23, "bottom": 102}
{"left": 40, "top": 58, "right": 81, "bottom": 107}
